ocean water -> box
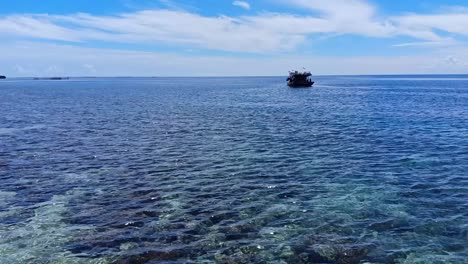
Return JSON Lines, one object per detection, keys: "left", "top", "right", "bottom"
{"left": 0, "top": 76, "right": 467, "bottom": 264}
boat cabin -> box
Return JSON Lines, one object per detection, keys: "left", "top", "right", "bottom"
{"left": 287, "top": 71, "right": 314, "bottom": 87}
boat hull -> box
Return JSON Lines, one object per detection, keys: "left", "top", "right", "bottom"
{"left": 287, "top": 81, "right": 314, "bottom": 88}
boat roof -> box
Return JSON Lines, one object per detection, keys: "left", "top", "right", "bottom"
{"left": 289, "top": 71, "right": 312, "bottom": 76}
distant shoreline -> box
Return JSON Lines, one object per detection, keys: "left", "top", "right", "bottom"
{"left": 2, "top": 74, "right": 468, "bottom": 80}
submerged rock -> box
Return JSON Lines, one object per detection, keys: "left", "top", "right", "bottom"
{"left": 296, "top": 244, "right": 374, "bottom": 264}
{"left": 117, "top": 247, "right": 194, "bottom": 263}
{"left": 368, "top": 218, "right": 411, "bottom": 232}
{"left": 290, "top": 236, "right": 376, "bottom": 264}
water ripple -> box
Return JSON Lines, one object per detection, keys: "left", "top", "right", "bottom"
{"left": 0, "top": 76, "right": 467, "bottom": 263}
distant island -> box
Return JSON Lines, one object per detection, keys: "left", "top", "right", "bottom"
{"left": 0, "top": 75, "right": 6, "bottom": 79}
{"left": 33, "top": 77, "right": 70, "bottom": 80}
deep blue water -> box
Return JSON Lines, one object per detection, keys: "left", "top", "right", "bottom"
{"left": 0, "top": 76, "right": 467, "bottom": 263}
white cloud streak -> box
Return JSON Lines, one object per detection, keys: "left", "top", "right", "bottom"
{"left": 393, "top": 40, "right": 458, "bottom": 48}
{"left": 0, "top": 1, "right": 468, "bottom": 53}
{"left": 395, "top": 13, "right": 468, "bottom": 35}
{"left": 232, "top": 1, "right": 250, "bottom": 10}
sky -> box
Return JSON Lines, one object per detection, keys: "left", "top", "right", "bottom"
{"left": 1, "top": 0, "right": 468, "bottom": 76}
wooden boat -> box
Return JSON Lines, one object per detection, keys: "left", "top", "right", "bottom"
{"left": 287, "top": 71, "right": 314, "bottom": 87}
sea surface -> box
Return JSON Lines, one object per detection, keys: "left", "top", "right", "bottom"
{"left": 0, "top": 75, "right": 467, "bottom": 264}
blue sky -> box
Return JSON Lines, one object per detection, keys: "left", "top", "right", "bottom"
{"left": 1, "top": 0, "right": 468, "bottom": 76}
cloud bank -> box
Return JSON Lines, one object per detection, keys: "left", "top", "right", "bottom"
{"left": 2, "top": 42, "right": 467, "bottom": 77}
{"left": 0, "top": 0, "right": 467, "bottom": 53}
{"left": 1, "top": 0, "right": 468, "bottom": 76}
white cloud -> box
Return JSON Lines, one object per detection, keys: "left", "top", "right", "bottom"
{"left": 2, "top": 41, "right": 468, "bottom": 77}
{"left": 44, "top": 65, "right": 63, "bottom": 75}
{"left": 277, "top": 0, "right": 395, "bottom": 37}
{"left": 393, "top": 40, "right": 458, "bottom": 48}
{"left": 1, "top": 1, "right": 468, "bottom": 54}
{"left": 0, "top": 11, "right": 308, "bottom": 53}
{"left": 281, "top": 0, "right": 376, "bottom": 20}
{"left": 273, "top": 0, "right": 468, "bottom": 43}
{"left": 445, "top": 56, "right": 460, "bottom": 65}
{"left": 1, "top": 1, "right": 468, "bottom": 75}
{"left": 233, "top": 1, "right": 250, "bottom": 10}
{"left": 13, "top": 64, "right": 29, "bottom": 74}
{"left": 443, "top": 55, "right": 468, "bottom": 67}
{"left": 83, "top": 64, "right": 97, "bottom": 73}
{"left": 394, "top": 12, "right": 468, "bottom": 36}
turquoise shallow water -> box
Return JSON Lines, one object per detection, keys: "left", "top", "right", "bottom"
{"left": 0, "top": 76, "right": 467, "bottom": 263}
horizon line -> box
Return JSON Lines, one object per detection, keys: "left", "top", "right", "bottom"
{"left": 3, "top": 73, "right": 468, "bottom": 79}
